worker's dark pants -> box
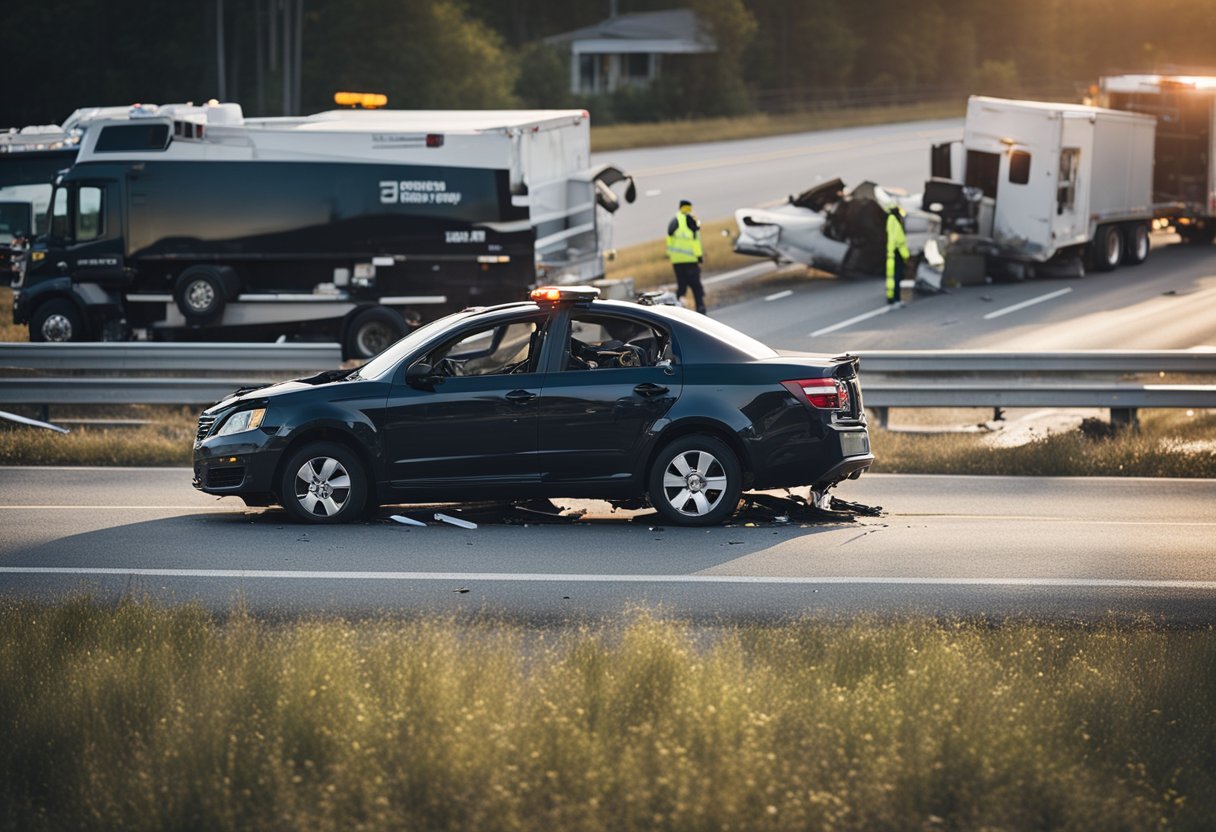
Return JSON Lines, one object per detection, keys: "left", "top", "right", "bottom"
{"left": 673, "top": 262, "right": 706, "bottom": 313}
{"left": 886, "top": 255, "right": 905, "bottom": 304}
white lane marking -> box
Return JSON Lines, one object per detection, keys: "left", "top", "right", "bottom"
{"left": 809, "top": 305, "right": 893, "bottom": 337}
{"left": 644, "top": 188, "right": 662, "bottom": 197}
{"left": 764, "top": 289, "right": 794, "bottom": 302}
{"left": 1, "top": 567, "right": 1214, "bottom": 590}
{"left": 983, "top": 287, "right": 1073, "bottom": 320}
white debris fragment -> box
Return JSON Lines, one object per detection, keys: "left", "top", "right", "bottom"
{"left": 390, "top": 515, "right": 426, "bottom": 527}
{"left": 434, "top": 512, "right": 477, "bottom": 529}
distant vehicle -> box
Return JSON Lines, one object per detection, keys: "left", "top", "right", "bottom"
{"left": 1100, "top": 73, "right": 1216, "bottom": 244}
{"left": 733, "top": 178, "right": 945, "bottom": 290}
{"left": 923, "top": 96, "right": 1157, "bottom": 280}
{"left": 0, "top": 200, "right": 35, "bottom": 284}
{"left": 14, "top": 103, "right": 635, "bottom": 358}
{"left": 193, "top": 286, "right": 873, "bottom": 525}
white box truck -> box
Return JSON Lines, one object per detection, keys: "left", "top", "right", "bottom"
{"left": 925, "top": 96, "right": 1157, "bottom": 279}
{"left": 14, "top": 103, "right": 635, "bottom": 357}
{"left": 1099, "top": 73, "right": 1216, "bottom": 244}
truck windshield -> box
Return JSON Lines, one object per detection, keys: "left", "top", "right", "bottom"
{"left": 49, "top": 186, "right": 69, "bottom": 238}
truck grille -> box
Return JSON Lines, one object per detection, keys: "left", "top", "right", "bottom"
{"left": 196, "top": 414, "right": 218, "bottom": 443}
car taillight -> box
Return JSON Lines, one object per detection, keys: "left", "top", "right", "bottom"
{"left": 781, "top": 378, "right": 850, "bottom": 411}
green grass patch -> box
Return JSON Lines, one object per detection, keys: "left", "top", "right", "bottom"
{"left": 590, "top": 101, "right": 965, "bottom": 153}
{"left": 1, "top": 598, "right": 1214, "bottom": 830}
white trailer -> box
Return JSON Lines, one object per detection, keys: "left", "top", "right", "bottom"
{"left": 1099, "top": 74, "right": 1216, "bottom": 244}
{"left": 927, "top": 96, "right": 1157, "bottom": 279}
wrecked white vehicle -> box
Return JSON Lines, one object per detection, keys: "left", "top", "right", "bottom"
{"left": 734, "top": 179, "right": 944, "bottom": 290}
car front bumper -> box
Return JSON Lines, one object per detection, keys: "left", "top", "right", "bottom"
{"left": 193, "top": 429, "right": 282, "bottom": 496}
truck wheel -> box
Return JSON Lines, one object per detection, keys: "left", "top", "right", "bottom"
{"left": 1122, "top": 223, "right": 1150, "bottom": 265}
{"left": 647, "top": 435, "right": 742, "bottom": 527}
{"left": 344, "top": 306, "right": 407, "bottom": 360}
{"left": 29, "top": 299, "right": 86, "bottom": 342}
{"left": 1091, "top": 225, "right": 1122, "bottom": 272}
{"left": 174, "top": 266, "right": 227, "bottom": 324}
{"left": 279, "top": 441, "right": 367, "bottom": 524}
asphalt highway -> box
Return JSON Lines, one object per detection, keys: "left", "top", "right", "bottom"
{"left": 714, "top": 232, "right": 1216, "bottom": 352}
{"left": 2, "top": 467, "right": 1214, "bottom": 623}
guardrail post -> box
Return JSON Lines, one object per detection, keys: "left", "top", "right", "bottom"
{"left": 870, "top": 407, "right": 889, "bottom": 429}
{"left": 1110, "top": 407, "right": 1139, "bottom": 431}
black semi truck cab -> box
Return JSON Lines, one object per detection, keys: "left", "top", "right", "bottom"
{"left": 14, "top": 103, "right": 635, "bottom": 358}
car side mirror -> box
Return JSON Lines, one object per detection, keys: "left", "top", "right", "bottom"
{"left": 406, "top": 362, "right": 442, "bottom": 389}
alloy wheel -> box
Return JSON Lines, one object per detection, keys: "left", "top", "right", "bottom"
{"left": 294, "top": 456, "right": 352, "bottom": 517}
{"left": 661, "top": 449, "right": 729, "bottom": 518}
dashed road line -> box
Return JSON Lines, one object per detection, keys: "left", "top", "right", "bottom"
{"left": 809, "top": 305, "right": 893, "bottom": 337}
{"left": 983, "top": 287, "right": 1073, "bottom": 320}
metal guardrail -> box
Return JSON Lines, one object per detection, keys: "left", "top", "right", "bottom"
{"left": 855, "top": 350, "right": 1216, "bottom": 375}
{"left": 1, "top": 346, "right": 1215, "bottom": 417}
{"left": 0, "top": 342, "right": 342, "bottom": 372}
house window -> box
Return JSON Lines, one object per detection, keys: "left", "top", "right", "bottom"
{"left": 625, "top": 53, "right": 651, "bottom": 81}
{"left": 579, "top": 54, "right": 598, "bottom": 92}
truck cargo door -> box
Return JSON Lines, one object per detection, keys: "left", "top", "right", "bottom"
{"left": 1051, "top": 121, "right": 1086, "bottom": 247}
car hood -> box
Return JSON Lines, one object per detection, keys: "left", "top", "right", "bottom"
{"left": 204, "top": 369, "right": 356, "bottom": 414}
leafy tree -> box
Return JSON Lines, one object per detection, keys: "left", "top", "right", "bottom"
{"left": 302, "top": 0, "right": 519, "bottom": 112}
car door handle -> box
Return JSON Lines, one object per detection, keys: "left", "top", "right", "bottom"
{"left": 505, "top": 389, "right": 537, "bottom": 404}
{"left": 633, "top": 383, "right": 669, "bottom": 397}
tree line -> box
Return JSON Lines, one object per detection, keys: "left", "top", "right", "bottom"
{"left": 5, "top": 0, "right": 1215, "bottom": 128}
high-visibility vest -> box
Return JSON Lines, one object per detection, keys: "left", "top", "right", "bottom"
{"left": 885, "top": 209, "right": 910, "bottom": 278}
{"left": 666, "top": 212, "right": 702, "bottom": 264}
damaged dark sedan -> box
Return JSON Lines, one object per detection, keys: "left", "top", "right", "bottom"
{"left": 193, "top": 287, "right": 873, "bottom": 526}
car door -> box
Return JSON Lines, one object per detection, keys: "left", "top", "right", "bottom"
{"left": 537, "top": 309, "right": 682, "bottom": 485}
{"left": 382, "top": 309, "right": 549, "bottom": 489}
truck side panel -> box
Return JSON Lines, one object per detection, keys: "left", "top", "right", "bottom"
{"left": 1088, "top": 114, "right": 1155, "bottom": 222}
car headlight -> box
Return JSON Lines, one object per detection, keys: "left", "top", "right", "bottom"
{"left": 216, "top": 408, "right": 266, "bottom": 436}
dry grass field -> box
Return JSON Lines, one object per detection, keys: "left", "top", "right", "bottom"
{"left": 1, "top": 600, "right": 1213, "bottom": 831}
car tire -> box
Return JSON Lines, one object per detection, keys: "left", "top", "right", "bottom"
{"left": 1122, "top": 223, "right": 1149, "bottom": 266}
{"left": 174, "top": 266, "right": 228, "bottom": 325}
{"left": 29, "top": 298, "right": 86, "bottom": 342}
{"left": 344, "top": 306, "right": 408, "bottom": 360}
{"left": 1090, "top": 224, "right": 1122, "bottom": 272}
{"left": 648, "top": 434, "right": 742, "bottom": 527}
{"left": 279, "top": 441, "right": 367, "bottom": 524}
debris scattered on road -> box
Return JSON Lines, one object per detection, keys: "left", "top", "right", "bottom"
{"left": 389, "top": 514, "right": 427, "bottom": 527}
{"left": 435, "top": 513, "right": 478, "bottom": 529}
{"left": 453, "top": 587, "right": 470, "bottom": 593}
{"left": 0, "top": 410, "right": 70, "bottom": 433}
{"left": 733, "top": 492, "right": 883, "bottom": 524}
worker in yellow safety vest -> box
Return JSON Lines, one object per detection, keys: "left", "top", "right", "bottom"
{"left": 666, "top": 199, "right": 706, "bottom": 313}
{"left": 885, "top": 205, "right": 910, "bottom": 306}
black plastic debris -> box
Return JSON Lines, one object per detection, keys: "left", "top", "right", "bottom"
{"left": 734, "top": 492, "right": 882, "bottom": 524}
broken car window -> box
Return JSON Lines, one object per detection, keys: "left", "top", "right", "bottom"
{"left": 566, "top": 313, "right": 671, "bottom": 371}
{"left": 429, "top": 319, "right": 541, "bottom": 377}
